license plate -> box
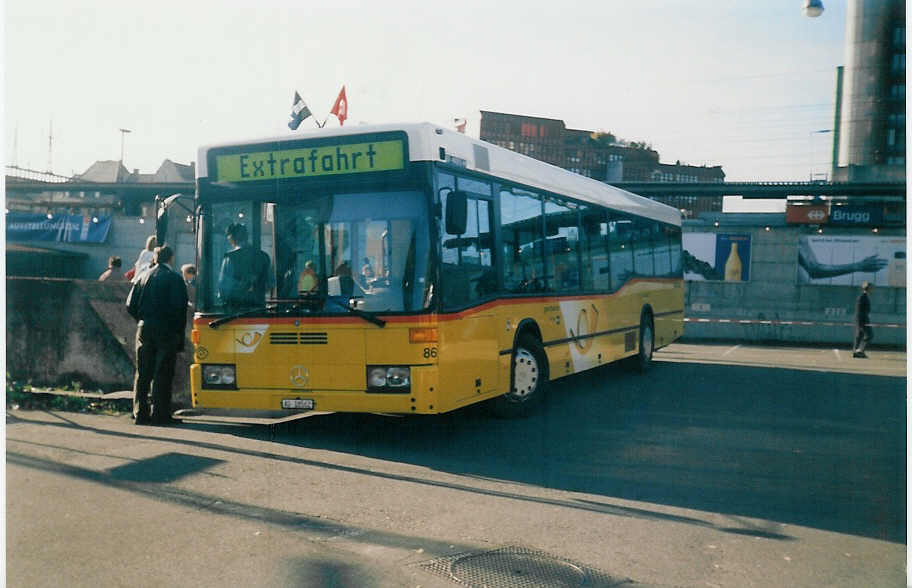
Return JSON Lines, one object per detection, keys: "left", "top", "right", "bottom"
{"left": 281, "top": 398, "right": 314, "bottom": 410}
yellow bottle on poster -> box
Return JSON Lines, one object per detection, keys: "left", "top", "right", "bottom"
{"left": 724, "top": 242, "right": 742, "bottom": 281}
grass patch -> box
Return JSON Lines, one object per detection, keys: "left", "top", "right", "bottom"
{"left": 7, "top": 375, "right": 130, "bottom": 414}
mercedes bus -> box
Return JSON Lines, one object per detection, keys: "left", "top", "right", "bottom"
{"left": 189, "top": 123, "right": 683, "bottom": 417}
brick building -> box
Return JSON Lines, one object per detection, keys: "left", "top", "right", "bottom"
{"left": 479, "top": 110, "right": 725, "bottom": 216}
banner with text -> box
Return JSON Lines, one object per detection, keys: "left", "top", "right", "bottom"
{"left": 5, "top": 212, "right": 112, "bottom": 243}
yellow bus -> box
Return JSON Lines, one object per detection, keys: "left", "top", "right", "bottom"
{"left": 190, "top": 123, "right": 683, "bottom": 417}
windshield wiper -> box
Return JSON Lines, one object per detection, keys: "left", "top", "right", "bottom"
{"left": 208, "top": 306, "right": 273, "bottom": 329}
{"left": 324, "top": 297, "right": 386, "bottom": 328}
{"left": 294, "top": 290, "right": 385, "bottom": 327}
{"left": 209, "top": 296, "right": 386, "bottom": 329}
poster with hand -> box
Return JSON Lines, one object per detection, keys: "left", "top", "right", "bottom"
{"left": 797, "top": 235, "right": 905, "bottom": 286}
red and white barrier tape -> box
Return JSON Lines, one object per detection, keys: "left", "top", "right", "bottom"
{"left": 683, "top": 317, "right": 905, "bottom": 328}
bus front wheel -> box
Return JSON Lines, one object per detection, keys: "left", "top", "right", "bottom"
{"left": 492, "top": 334, "right": 548, "bottom": 418}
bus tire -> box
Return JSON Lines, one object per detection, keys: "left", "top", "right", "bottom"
{"left": 629, "top": 312, "right": 654, "bottom": 373}
{"left": 491, "top": 334, "right": 548, "bottom": 418}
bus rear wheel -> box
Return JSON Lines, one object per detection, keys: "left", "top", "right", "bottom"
{"left": 629, "top": 313, "right": 654, "bottom": 373}
{"left": 491, "top": 334, "right": 548, "bottom": 418}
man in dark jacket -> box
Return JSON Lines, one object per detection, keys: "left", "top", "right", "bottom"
{"left": 217, "top": 223, "right": 270, "bottom": 310}
{"left": 852, "top": 281, "right": 873, "bottom": 358}
{"left": 126, "top": 245, "right": 189, "bottom": 424}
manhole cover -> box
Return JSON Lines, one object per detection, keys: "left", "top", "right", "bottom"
{"left": 452, "top": 550, "right": 586, "bottom": 586}
{"left": 416, "top": 545, "right": 629, "bottom": 588}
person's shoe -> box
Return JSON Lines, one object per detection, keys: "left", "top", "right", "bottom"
{"left": 133, "top": 413, "right": 150, "bottom": 425}
{"left": 852, "top": 351, "right": 868, "bottom": 358}
{"left": 151, "top": 415, "right": 179, "bottom": 426}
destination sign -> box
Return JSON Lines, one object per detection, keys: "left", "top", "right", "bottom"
{"left": 214, "top": 138, "right": 405, "bottom": 182}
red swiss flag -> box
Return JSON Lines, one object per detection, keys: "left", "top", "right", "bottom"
{"left": 330, "top": 86, "right": 347, "bottom": 126}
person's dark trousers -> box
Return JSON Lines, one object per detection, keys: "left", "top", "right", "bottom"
{"left": 853, "top": 323, "right": 873, "bottom": 354}
{"left": 133, "top": 322, "right": 179, "bottom": 423}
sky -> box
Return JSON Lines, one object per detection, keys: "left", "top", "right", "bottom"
{"left": 6, "top": 0, "right": 847, "bottom": 193}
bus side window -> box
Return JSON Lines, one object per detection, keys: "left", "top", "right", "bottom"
{"left": 501, "top": 187, "right": 544, "bottom": 293}
{"left": 607, "top": 212, "right": 633, "bottom": 291}
{"left": 580, "top": 206, "right": 607, "bottom": 291}
{"left": 633, "top": 219, "right": 655, "bottom": 278}
{"left": 668, "top": 225, "right": 683, "bottom": 277}
{"left": 654, "top": 223, "right": 672, "bottom": 277}
{"left": 439, "top": 188, "right": 495, "bottom": 310}
{"left": 544, "top": 197, "right": 581, "bottom": 292}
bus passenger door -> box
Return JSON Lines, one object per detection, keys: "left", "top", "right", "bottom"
{"left": 439, "top": 313, "right": 499, "bottom": 410}
{"left": 437, "top": 187, "right": 499, "bottom": 410}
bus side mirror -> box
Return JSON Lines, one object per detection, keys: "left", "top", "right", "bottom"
{"left": 445, "top": 191, "right": 468, "bottom": 235}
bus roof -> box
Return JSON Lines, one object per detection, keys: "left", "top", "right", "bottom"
{"left": 198, "top": 122, "right": 681, "bottom": 226}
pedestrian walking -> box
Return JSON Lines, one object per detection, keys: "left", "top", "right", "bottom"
{"left": 98, "top": 256, "right": 123, "bottom": 281}
{"left": 852, "top": 281, "right": 873, "bottom": 358}
{"left": 126, "top": 245, "right": 189, "bottom": 424}
{"left": 181, "top": 264, "right": 197, "bottom": 287}
{"left": 129, "top": 235, "right": 158, "bottom": 282}
{"left": 181, "top": 263, "right": 197, "bottom": 308}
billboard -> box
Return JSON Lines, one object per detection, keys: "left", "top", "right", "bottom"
{"left": 5, "top": 212, "right": 112, "bottom": 243}
{"left": 683, "top": 233, "right": 752, "bottom": 282}
{"left": 797, "top": 235, "right": 906, "bottom": 286}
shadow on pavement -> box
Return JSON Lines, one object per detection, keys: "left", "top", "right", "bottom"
{"left": 243, "top": 359, "right": 906, "bottom": 543}
{"left": 7, "top": 357, "right": 905, "bottom": 544}
{"left": 108, "top": 452, "right": 225, "bottom": 483}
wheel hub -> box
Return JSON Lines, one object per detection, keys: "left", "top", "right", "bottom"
{"left": 512, "top": 348, "right": 538, "bottom": 399}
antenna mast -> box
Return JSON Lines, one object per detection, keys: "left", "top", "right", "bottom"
{"left": 47, "top": 118, "right": 54, "bottom": 173}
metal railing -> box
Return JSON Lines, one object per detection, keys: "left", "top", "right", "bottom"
{"left": 5, "top": 165, "right": 75, "bottom": 184}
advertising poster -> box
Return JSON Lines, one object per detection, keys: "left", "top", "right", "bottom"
{"left": 5, "top": 212, "right": 112, "bottom": 243}
{"left": 797, "top": 235, "right": 906, "bottom": 286}
{"left": 683, "top": 232, "right": 752, "bottom": 282}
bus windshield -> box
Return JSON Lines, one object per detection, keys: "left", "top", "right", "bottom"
{"left": 199, "top": 190, "right": 432, "bottom": 314}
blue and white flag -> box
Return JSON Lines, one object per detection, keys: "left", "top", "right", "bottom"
{"left": 288, "top": 91, "right": 312, "bottom": 130}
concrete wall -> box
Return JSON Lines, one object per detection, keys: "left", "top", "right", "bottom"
{"left": 682, "top": 215, "right": 906, "bottom": 346}
{"left": 6, "top": 277, "right": 193, "bottom": 403}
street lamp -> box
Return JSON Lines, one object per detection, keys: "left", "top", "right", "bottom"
{"left": 119, "top": 128, "right": 132, "bottom": 163}
{"left": 803, "top": 0, "right": 824, "bottom": 17}
{"left": 808, "top": 129, "right": 832, "bottom": 181}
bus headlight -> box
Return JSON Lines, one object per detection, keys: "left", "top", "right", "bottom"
{"left": 366, "top": 366, "right": 410, "bottom": 392}
{"left": 386, "top": 367, "right": 410, "bottom": 387}
{"left": 202, "top": 364, "right": 237, "bottom": 389}
{"left": 367, "top": 367, "right": 388, "bottom": 388}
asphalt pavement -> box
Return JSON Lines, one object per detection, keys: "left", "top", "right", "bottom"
{"left": 6, "top": 343, "right": 907, "bottom": 587}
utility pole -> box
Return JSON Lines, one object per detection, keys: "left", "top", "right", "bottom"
{"left": 119, "top": 128, "right": 132, "bottom": 163}
{"left": 47, "top": 118, "right": 53, "bottom": 173}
